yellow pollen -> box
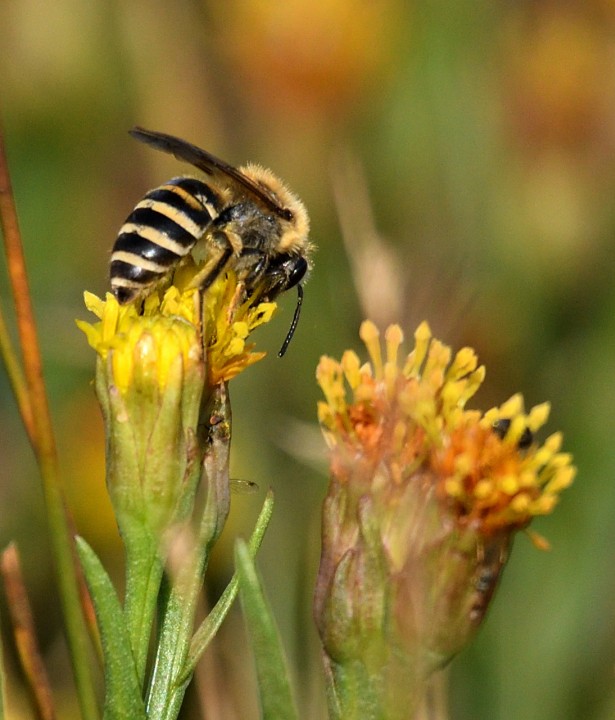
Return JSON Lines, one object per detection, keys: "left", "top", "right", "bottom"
{"left": 403, "top": 321, "right": 432, "bottom": 378}
{"left": 545, "top": 466, "right": 576, "bottom": 493}
{"left": 445, "top": 477, "right": 463, "bottom": 497}
{"left": 474, "top": 479, "right": 493, "bottom": 499}
{"left": 500, "top": 475, "right": 520, "bottom": 495}
{"left": 359, "top": 320, "right": 383, "bottom": 379}
{"left": 385, "top": 324, "right": 404, "bottom": 366}
{"left": 528, "top": 402, "right": 550, "bottom": 430}
{"left": 316, "top": 320, "right": 575, "bottom": 542}
{"left": 498, "top": 393, "right": 524, "bottom": 417}
{"left": 510, "top": 493, "right": 530, "bottom": 513}
{"left": 341, "top": 350, "right": 362, "bottom": 389}
{"left": 531, "top": 495, "right": 558, "bottom": 514}
{"left": 384, "top": 362, "right": 399, "bottom": 400}
{"left": 447, "top": 346, "right": 478, "bottom": 381}
{"left": 454, "top": 454, "right": 473, "bottom": 476}
{"left": 392, "top": 419, "right": 408, "bottom": 452}
{"left": 518, "top": 470, "right": 536, "bottom": 488}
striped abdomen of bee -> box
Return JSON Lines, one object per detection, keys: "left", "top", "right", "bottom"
{"left": 110, "top": 176, "right": 223, "bottom": 304}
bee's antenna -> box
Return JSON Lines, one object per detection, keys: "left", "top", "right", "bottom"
{"left": 278, "top": 285, "right": 303, "bottom": 357}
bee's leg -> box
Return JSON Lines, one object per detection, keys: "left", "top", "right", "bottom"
{"left": 225, "top": 250, "right": 269, "bottom": 322}
{"left": 187, "top": 230, "right": 239, "bottom": 291}
{"left": 234, "top": 248, "right": 268, "bottom": 290}
{"left": 226, "top": 281, "right": 246, "bottom": 323}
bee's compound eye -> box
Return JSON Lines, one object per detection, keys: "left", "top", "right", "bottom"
{"left": 285, "top": 255, "right": 308, "bottom": 290}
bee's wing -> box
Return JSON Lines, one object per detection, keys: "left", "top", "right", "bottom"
{"left": 129, "top": 127, "right": 292, "bottom": 220}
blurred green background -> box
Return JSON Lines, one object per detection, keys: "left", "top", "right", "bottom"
{"left": 1, "top": 1, "right": 614, "bottom": 718}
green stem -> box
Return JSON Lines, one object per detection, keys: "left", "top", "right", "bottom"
{"left": 0, "top": 120, "right": 100, "bottom": 720}
{"left": 145, "top": 479, "right": 220, "bottom": 719}
{"left": 146, "top": 383, "right": 232, "bottom": 720}
{"left": 182, "top": 489, "right": 275, "bottom": 681}
{"left": 158, "top": 490, "right": 275, "bottom": 720}
{"left": 325, "top": 659, "right": 384, "bottom": 720}
{"left": 123, "top": 534, "right": 165, "bottom": 686}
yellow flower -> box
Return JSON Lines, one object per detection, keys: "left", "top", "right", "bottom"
{"left": 200, "top": 271, "right": 277, "bottom": 385}
{"left": 77, "top": 288, "right": 202, "bottom": 394}
{"left": 76, "top": 272, "right": 277, "bottom": 541}
{"left": 77, "top": 271, "right": 277, "bottom": 391}
{"left": 76, "top": 263, "right": 283, "bottom": 691}
{"left": 314, "top": 320, "right": 576, "bottom": 714}
{"left": 317, "top": 320, "right": 575, "bottom": 536}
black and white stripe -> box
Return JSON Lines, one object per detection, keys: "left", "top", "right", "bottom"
{"left": 110, "top": 177, "right": 221, "bottom": 303}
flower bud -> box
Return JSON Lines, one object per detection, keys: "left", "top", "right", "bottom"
{"left": 77, "top": 274, "right": 278, "bottom": 543}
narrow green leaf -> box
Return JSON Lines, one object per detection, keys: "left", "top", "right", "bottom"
{"left": 181, "top": 489, "right": 275, "bottom": 682}
{"left": 76, "top": 537, "right": 146, "bottom": 720}
{"left": 235, "top": 537, "right": 298, "bottom": 720}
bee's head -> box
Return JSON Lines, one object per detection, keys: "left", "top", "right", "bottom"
{"left": 241, "top": 164, "right": 312, "bottom": 258}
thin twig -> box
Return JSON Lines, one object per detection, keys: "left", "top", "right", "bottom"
{"left": 0, "top": 302, "right": 35, "bottom": 445}
{"left": 0, "top": 128, "right": 49, "bottom": 454}
{"left": 0, "top": 544, "right": 56, "bottom": 720}
{"left": 0, "top": 122, "right": 100, "bottom": 720}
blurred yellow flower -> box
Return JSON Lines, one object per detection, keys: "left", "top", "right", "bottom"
{"left": 317, "top": 320, "right": 575, "bottom": 537}
{"left": 314, "top": 320, "right": 576, "bottom": 716}
{"left": 212, "top": 0, "right": 402, "bottom": 117}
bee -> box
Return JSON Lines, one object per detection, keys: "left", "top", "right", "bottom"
{"left": 491, "top": 418, "right": 533, "bottom": 449}
{"left": 110, "top": 127, "right": 313, "bottom": 355}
